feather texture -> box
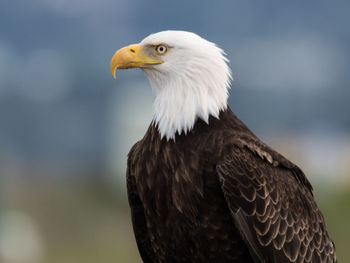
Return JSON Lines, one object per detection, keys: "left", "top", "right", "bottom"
{"left": 126, "top": 108, "right": 336, "bottom": 263}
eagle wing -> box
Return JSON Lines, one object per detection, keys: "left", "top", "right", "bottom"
{"left": 127, "top": 148, "right": 155, "bottom": 263}
{"left": 217, "top": 143, "right": 336, "bottom": 263}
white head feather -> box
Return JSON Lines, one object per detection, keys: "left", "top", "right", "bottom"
{"left": 140, "top": 30, "right": 232, "bottom": 140}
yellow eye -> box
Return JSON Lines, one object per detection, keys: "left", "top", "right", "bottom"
{"left": 155, "top": 44, "right": 167, "bottom": 55}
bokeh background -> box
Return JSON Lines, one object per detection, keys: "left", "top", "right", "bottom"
{"left": 1, "top": 0, "right": 349, "bottom": 262}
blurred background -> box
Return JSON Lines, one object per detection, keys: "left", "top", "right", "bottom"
{"left": 0, "top": 0, "right": 349, "bottom": 262}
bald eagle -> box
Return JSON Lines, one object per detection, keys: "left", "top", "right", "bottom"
{"left": 110, "top": 31, "right": 336, "bottom": 263}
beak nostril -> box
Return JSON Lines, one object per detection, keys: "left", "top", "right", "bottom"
{"left": 130, "top": 48, "right": 135, "bottom": 53}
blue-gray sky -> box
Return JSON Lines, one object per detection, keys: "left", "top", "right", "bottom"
{"left": 1, "top": 0, "right": 350, "bottom": 183}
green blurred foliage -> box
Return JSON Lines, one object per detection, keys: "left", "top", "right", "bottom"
{"left": 3, "top": 180, "right": 349, "bottom": 263}
{"left": 316, "top": 187, "right": 350, "bottom": 262}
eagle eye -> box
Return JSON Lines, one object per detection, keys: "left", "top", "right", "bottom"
{"left": 155, "top": 44, "right": 168, "bottom": 55}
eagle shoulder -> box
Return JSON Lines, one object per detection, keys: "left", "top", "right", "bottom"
{"left": 216, "top": 138, "right": 337, "bottom": 263}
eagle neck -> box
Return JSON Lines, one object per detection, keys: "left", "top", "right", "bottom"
{"left": 147, "top": 73, "right": 230, "bottom": 141}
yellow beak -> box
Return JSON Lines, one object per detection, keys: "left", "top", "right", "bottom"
{"left": 110, "top": 44, "right": 163, "bottom": 79}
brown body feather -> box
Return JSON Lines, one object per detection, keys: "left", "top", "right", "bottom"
{"left": 126, "top": 108, "right": 336, "bottom": 263}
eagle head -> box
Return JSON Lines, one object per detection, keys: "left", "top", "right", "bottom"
{"left": 111, "top": 30, "right": 232, "bottom": 140}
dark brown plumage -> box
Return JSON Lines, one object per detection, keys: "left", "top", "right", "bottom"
{"left": 126, "top": 108, "right": 336, "bottom": 263}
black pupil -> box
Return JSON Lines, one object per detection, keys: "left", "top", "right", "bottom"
{"left": 159, "top": 46, "right": 164, "bottom": 52}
